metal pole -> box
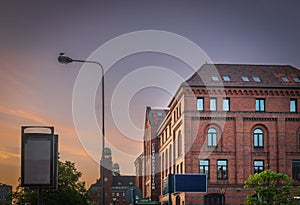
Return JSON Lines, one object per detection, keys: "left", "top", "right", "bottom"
{"left": 68, "top": 59, "right": 105, "bottom": 205}
{"left": 58, "top": 56, "right": 105, "bottom": 205}
{"left": 38, "top": 187, "right": 43, "bottom": 205}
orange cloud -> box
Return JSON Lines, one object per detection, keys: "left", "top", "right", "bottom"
{"left": 0, "top": 104, "right": 53, "bottom": 125}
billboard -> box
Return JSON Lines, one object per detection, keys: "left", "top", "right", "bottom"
{"left": 21, "top": 126, "right": 58, "bottom": 189}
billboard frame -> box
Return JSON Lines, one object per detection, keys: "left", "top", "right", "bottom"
{"left": 21, "top": 126, "right": 58, "bottom": 189}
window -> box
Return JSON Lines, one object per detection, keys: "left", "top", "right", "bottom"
{"left": 179, "top": 103, "right": 182, "bottom": 116}
{"left": 290, "top": 99, "right": 297, "bottom": 112}
{"left": 177, "top": 131, "right": 182, "bottom": 157}
{"left": 180, "top": 162, "right": 183, "bottom": 173}
{"left": 217, "top": 160, "right": 228, "bottom": 179}
{"left": 197, "top": 98, "right": 204, "bottom": 111}
{"left": 223, "top": 76, "right": 230, "bottom": 81}
{"left": 242, "top": 76, "right": 249, "bottom": 81}
{"left": 281, "top": 76, "right": 290, "bottom": 82}
{"left": 253, "top": 76, "right": 261, "bottom": 82}
{"left": 254, "top": 160, "right": 264, "bottom": 174}
{"left": 157, "top": 111, "right": 163, "bottom": 117}
{"left": 254, "top": 128, "right": 264, "bottom": 147}
{"left": 199, "top": 159, "right": 210, "bottom": 178}
{"left": 169, "top": 145, "right": 172, "bottom": 172}
{"left": 208, "top": 128, "right": 217, "bottom": 147}
{"left": 292, "top": 160, "right": 300, "bottom": 180}
{"left": 293, "top": 77, "right": 300, "bottom": 82}
{"left": 212, "top": 76, "right": 219, "bottom": 81}
{"left": 162, "top": 153, "right": 165, "bottom": 176}
{"left": 298, "top": 132, "right": 300, "bottom": 150}
{"left": 255, "top": 98, "right": 265, "bottom": 111}
{"left": 174, "top": 110, "right": 177, "bottom": 122}
{"left": 223, "top": 98, "right": 230, "bottom": 111}
{"left": 210, "top": 98, "right": 217, "bottom": 111}
{"left": 165, "top": 149, "right": 168, "bottom": 175}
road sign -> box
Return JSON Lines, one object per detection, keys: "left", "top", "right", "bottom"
{"left": 168, "top": 174, "right": 207, "bottom": 193}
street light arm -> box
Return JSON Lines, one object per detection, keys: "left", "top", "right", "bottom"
{"left": 58, "top": 53, "right": 105, "bottom": 205}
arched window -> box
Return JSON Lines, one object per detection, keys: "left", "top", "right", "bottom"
{"left": 254, "top": 128, "right": 264, "bottom": 147}
{"left": 208, "top": 128, "right": 217, "bottom": 147}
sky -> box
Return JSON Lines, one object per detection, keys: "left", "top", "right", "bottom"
{"left": 0, "top": 1, "right": 300, "bottom": 189}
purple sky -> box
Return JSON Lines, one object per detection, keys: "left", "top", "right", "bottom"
{"left": 0, "top": 1, "right": 299, "bottom": 188}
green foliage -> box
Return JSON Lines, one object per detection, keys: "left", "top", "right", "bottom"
{"left": 11, "top": 160, "right": 91, "bottom": 205}
{"left": 244, "top": 170, "right": 299, "bottom": 205}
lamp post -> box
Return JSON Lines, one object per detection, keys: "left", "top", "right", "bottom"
{"left": 58, "top": 53, "right": 105, "bottom": 205}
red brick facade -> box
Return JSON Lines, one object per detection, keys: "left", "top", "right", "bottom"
{"left": 137, "top": 64, "right": 300, "bottom": 205}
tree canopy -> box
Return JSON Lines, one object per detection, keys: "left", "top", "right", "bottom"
{"left": 11, "top": 160, "right": 91, "bottom": 205}
{"left": 244, "top": 170, "right": 299, "bottom": 205}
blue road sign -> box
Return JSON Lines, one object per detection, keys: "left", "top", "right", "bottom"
{"left": 169, "top": 174, "right": 207, "bottom": 193}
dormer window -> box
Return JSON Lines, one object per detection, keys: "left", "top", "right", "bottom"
{"left": 223, "top": 76, "right": 230, "bottom": 81}
{"left": 281, "top": 77, "right": 290, "bottom": 82}
{"left": 242, "top": 76, "right": 249, "bottom": 82}
{"left": 157, "top": 111, "right": 163, "bottom": 117}
{"left": 293, "top": 77, "right": 300, "bottom": 83}
{"left": 212, "top": 76, "right": 219, "bottom": 81}
{"left": 253, "top": 76, "right": 261, "bottom": 82}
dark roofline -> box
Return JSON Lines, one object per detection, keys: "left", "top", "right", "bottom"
{"left": 168, "top": 63, "right": 300, "bottom": 107}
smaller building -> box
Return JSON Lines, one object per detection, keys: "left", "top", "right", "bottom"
{"left": 0, "top": 183, "right": 12, "bottom": 205}
{"left": 89, "top": 148, "right": 136, "bottom": 205}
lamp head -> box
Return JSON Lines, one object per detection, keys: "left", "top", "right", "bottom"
{"left": 58, "top": 53, "right": 73, "bottom": 64}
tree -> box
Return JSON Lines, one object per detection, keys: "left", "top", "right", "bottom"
{"left": 11, "top": 160, "right": 91, "bottom": 205}
{"left": 244, "top": 170, "right": 299, "bottom": 205}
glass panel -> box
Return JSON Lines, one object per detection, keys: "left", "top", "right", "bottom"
{"left": 293, "top": 77, "right": 300, "bottom": 82}
{"left": 223, "top": 99, "right": 229, "bottom": 111}
{"left": 292, "top": 161, "right": 300, "bottom": 180}
{"left": 254, "top": 134, "right": 258, "bottom": 147}
{"left": 210, "top": 98, "right": 216, "bottom": 111}
{"left": 255, "top": 99, "right": 260, "bottom": 111}
{"left": 281, "top": 77, "right": 289, "bottom": 82}
{"left": 212, "top": 76, "right": 219, "bottom": 81}
{"left": 197, "top": 98, "right": 204, "bottom": 111}
{"left": 223, "top": 76, "right": 230, "bottom": 81}
{"left": 253, "top": 76, "right": 261, "bottom": 82}
{"left": 260, "top": 100, "right": 265, "bottom": 111}
{"left": 258, "top": 134, "right": 264, "bottom": 147}
{"left": 242, "top": 76, "right": 249, "bottom": 81}
{"left": 290, "top": 99, "right": 296, "bottom": 112}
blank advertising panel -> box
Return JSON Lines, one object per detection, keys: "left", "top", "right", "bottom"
{"left": 21, "top": 131, "right": 55, "bottom": 187}
{"left": 174, "top": 174, "right": 207, "bottom": 193}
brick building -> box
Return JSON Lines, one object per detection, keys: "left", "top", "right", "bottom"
{"left": 89, "top": 148, "right": 135, "bottom": 205}
{"left": 135, "top": 107, "right": 168, "bottom": 203}
{"left": 137, "top": 64, "right": 300, "bottom": 205}
{"left": 0, "top": 183, "right": 12, "bottom": 205}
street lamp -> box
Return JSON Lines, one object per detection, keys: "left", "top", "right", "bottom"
{"left": 58, "top": 53, "right": 106, "bottom": 205}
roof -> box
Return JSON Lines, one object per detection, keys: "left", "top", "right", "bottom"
{"left": 111, "top": 175, "right": 135, "bottom": 187}
{"left": 185, "top": 64, "right": 300, "bottom": 88}
{"left": 146, "top": 106, "right": 169, "bottom": 126}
